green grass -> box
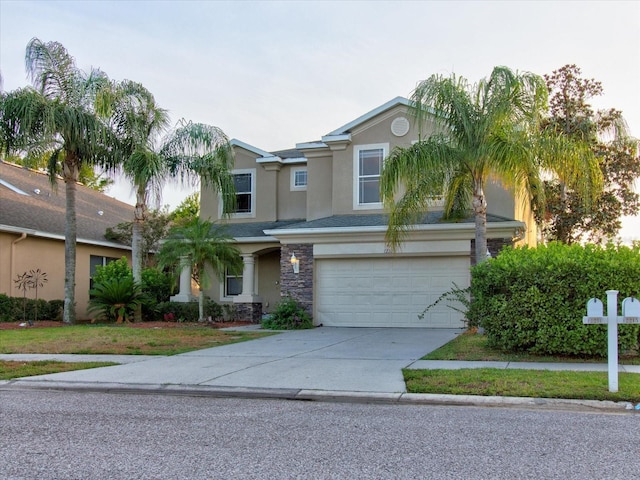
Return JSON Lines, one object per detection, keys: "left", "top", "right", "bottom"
{"left": 0, "top": 325, "right": 272, "bottom": 355}
{"left": 422, "top": 330, "right": 640, "bottom": 364}
{"left": 404, "top": 368, "right": 640, "bottom": 403}
{"left": 408, "top": 330, "right": 640, "bottom": 402}
{"left": 0, "top": 360, "right": 117, "bottom": 380}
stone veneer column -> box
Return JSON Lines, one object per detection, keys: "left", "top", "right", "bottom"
{"left": 280, "top": 244, "right": 313, "bottom": 316}
{"left": 470, "top": 238, "right": 514, "bottom": 266}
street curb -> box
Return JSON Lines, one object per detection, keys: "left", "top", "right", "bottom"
{"left": 1, "top": 379, "right": 636, "bottom": 413}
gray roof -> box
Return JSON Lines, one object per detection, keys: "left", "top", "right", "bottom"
{"left": 221, "top": 219, "right": 305, "bottom": 239}
{"left": 0, "top": 161, "right": 133, "bottom": 245}
{"left": 226, "top": 213, "right": 516, "bottom": 238}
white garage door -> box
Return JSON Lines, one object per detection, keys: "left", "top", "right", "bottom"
{"left": 316, "top": 257, "right": 469, "bottom": 328}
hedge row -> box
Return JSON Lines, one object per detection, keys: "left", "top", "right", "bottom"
{"left": 468, "top": 242, "right": 640, "bottom": 357}
{"left": 0, "top": 294, "right": 64, "bottom": 322}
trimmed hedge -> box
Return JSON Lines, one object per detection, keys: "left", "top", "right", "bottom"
{"left": 468, "top": 243, "right": 640, "bottom": 357}
{"left": 0, "top": 294, "right": 64, "bottom": 322}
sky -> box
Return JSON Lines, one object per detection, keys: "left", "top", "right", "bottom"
{"left": 1, "top": 0, "right": 639, "bottom": 240}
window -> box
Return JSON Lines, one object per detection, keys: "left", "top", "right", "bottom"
{"left": 226, "top": 168, "right": 255, "bottom": 217}
{"left": 225, "top": 269, "right": 242, "bottom": 297}
{"left": 291, "top": 168, "right": 307, "bottom": 190}
{"left": 354, "top": 144, "right": 387, "bottom": 209}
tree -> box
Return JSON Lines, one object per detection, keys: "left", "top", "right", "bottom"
{"left": 101, "top": 81, "right": 236, "bottom": 294}
{"left": 156, "top": 218, "right": 243, "bottom": 322}
{"left": 171, "top": 192, "right": 200, "bottom": 226}
{"left": 538, "top": 64, "right": 640, "bottom": 244}
{"left": 0, "top": 38, "right": 120, "bottom": 323}
{"left": 380, "top": 66, "right": 601, "bottom": 263}
{"left": 105, "top": 208, "right": 173, "bottom": 269}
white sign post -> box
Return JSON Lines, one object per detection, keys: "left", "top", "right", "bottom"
{"left": 582, "top": 291, "right": 640, "bottom": 393}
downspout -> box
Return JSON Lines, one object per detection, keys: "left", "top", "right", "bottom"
{"left": 10, "top": 233, "right": 27, "bottom": 291}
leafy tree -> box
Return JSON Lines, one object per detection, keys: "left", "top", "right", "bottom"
{"left": 156, "top": 218, "right": 242, "bottom": 322}
{"left": 538, "top": 64, "right": 640, "bottom": 244}
{"left": 0, "top": 38, "right": 122, "bottom": 323}
{"left": 171, "top": 192, "right": 200, "bottom": 226}
{"left": 380, "top": 66, "right": 601, "bottom": 263}
{"left": 105, "top": 209, "right": 172, "bottom": 269}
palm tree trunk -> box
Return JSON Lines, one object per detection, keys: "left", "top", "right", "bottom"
{"left": 198, "top": 289, "right": 205, "bottom": 322}
{"left": 63, "top": 167, "right": 78, "bottom": 324}
{"left": 472, "top": 184, "right": 488, "bottom": 264}
{"left": 131, "top": 190, "right": 146, "bottom": 322}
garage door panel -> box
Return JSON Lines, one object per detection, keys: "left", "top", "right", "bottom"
{"left": 316, "top": 257, "right": 469, "bottom": 328}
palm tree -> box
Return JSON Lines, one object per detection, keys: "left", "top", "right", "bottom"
{"left": 156, "top": 218, "right": 243, "bottom": 322}
{"left": 0, "top": 38, "right": 119, "bottom": 323}
{"left": 380, "top": 66, "right": 601, "bottom": 263}
{"left": 102, "top": 81, "right": 236, "bottom": 292}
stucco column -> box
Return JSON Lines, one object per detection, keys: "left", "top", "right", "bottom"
{"left": 233, "top": 254, "right": 262, "bottom": 304}
{"left": 170, "top": 256, "right": 196, "bottom": 303}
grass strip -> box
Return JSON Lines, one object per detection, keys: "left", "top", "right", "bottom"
{"left": 404, "top": 368, "right": 640, "bottom": 403}
{"left": 0, "top": 360, "right": 117, "bottom": 380}
{"left": 0, "top": 325, "right": 272, "bottom": 355}
{"left": 422, "top": 330, "right": 640, "bottom": 364}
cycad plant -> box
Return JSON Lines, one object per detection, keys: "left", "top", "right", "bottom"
{"left": 88, "top": 277, "right": 146, "bottom": 324}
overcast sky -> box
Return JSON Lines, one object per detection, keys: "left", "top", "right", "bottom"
{"left": 1, "top": 0, "right": 639, "bottom": 239}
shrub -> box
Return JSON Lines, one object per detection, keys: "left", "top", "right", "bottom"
{"left": 87, "top": 277, "right": 146, "bottom": 323}
{"left": 262, "top": 297, "right": 312, "bottom": 330}
{"left": 469, "top": 242, "right": 640, "bottom": 357}
{"left": 93, "top": 257, "right": 132, "bottom": 285}
{"left": 0, "top": 294, "right": 64, "bottom": 322}
{"left": 140, "top": 267, "right": 175, "bottom": 321}
{"left": 155, "top": 299, "right": 223, "bottom": 323}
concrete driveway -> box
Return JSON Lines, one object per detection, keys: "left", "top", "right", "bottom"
{"left": 15, "top": 327, "right": 462, "bottom": 394}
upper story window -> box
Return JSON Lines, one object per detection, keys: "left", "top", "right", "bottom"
{"left": 228, "top": 168, "right": 256, "bottom": 217}
{"left": 291, "top": 167, "right": 307, "bottom": 191}
{"left": 354, "top": 143, "right": 388, "bottom": 209}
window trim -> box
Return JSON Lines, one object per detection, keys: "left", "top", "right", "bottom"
{"left": 222, "top": 168, "right": 256, "bottom": 218}
{"left": 353, "top": 143, "right": 388, "bottom": 210}
{"left": 290, "top": 167, "right": 308, "bottom": 191}
{"left": 222, "top": 267, "right": 243, "bottom": 299}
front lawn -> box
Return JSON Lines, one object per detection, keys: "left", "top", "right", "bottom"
{"left": 422, "top": 330, "right": 640, "bottom": 364}
{"left": 406, "top": 330, "right": 640, "bottom": 403}
{"left": 0, "top": 323, "right": 271, "bottom": 355}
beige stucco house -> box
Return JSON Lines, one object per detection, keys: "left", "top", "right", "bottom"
{"left": 198, "top": 97, "right": 536, "bottom": 327}
{"left": 0, "top": 161, "right": 132, "bottom": 319}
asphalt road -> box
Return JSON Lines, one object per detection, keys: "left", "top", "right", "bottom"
{"left": 1, "top": 390, "right": 639, "bottom": 479}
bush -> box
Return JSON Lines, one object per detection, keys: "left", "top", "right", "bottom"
{"left": 155, "top": 299, "right": 223, "bottom": 323}
{"left": 262, "top": 297, "right": 312, "bottom": 330}
{"left": 87, "top": 277, "right": 146, "bottom": 323}
{"left": 93, "top": 257, "right": 131, "bottom": 284}
{"left": 140, "top": 268, "right": 175, "bottom": 320}
{"left": 469, "top": 242, "right": 640, "bottom": 357}
{"left": 0, "top": 294, "right": 64, "bottom": 322}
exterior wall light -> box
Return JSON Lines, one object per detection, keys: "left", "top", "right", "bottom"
{"left": 290, "top": 252, "right": 300, "bottom": 274}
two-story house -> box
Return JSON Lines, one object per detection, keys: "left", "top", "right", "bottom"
{"left": 196, "top": 97, "right": 535, "bottom": 328}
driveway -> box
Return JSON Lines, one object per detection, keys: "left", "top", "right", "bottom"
{"left": 15, "top": 327, "right": 462, "bottom": 393}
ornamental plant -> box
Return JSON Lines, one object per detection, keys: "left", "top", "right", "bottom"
{"left": 468, "top": 242, "right": 640, "bottom": 357}
{"left": 262, "top": 296, "right": 312, "bottom": 330}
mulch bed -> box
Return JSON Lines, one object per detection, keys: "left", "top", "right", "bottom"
{"left": 0, "top": 320, "right": 255, "bottom": 330}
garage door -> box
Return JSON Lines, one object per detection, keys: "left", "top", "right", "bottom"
{"left": 315, "top": 257, "right": 469, "bottom": 328}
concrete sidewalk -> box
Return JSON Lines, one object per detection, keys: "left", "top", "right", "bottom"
{"left": 1, "top": 327, "right": 638, "bottom": 412}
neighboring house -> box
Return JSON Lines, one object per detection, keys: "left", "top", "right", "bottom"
{"left": 198, "top": 97, "right": 536, "bottom": 327}
{"left": 0, "top": 161, "right": 132, "bottom": 319}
